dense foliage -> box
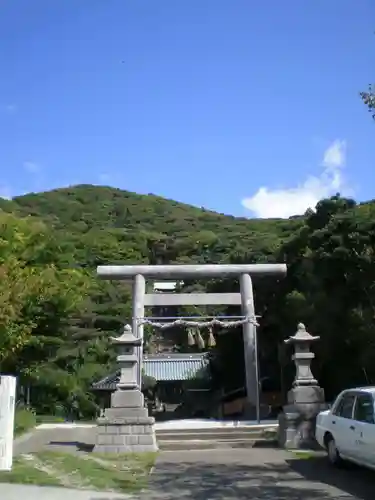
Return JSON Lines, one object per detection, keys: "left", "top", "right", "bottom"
{"left": 1, "top": 184, "right": 375, "bottom": 417}
{"left": 360, "top": 84, "right": 375, "bottom": 119}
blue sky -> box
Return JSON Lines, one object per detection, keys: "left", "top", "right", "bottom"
{"left": 0, "top": 0, "right": 374, "bottom": 218}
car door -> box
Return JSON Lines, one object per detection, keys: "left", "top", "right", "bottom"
{"left": 331, "top": 392, "right": 357, "bottom": 458}
{"left": 352, "top": 392, "right": 375, "bottom": 466}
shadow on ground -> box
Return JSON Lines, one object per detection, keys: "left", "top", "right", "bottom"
{"left": 287, "top": 456, "right": 375, "bottom": 500}
{"left": 144, "top": 453, "right": 375, "bottom": 499}
{"left": 48, "top": 441, "right": 95, "bottom": 452}
{"left": 13, "top": 427, "right": 97, "bottom": 455}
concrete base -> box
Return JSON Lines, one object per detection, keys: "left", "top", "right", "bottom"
{"left": 94, "top": 389, "right": 158, "bottom": 453}
{"left": 278, "top": 408, "right": 302, "bottom": 449}
{"left": 278, "top": 385, "right": 326, "bottom": 450}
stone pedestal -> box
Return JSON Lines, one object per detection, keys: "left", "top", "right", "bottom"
{"left": 278, "top": 323, "right": 326, "bottom": 450}
{"left": 278, "top": 386, "right": 325, "bottom": 449}
{"left": 95, "top": 390, "right": 157, "bottom": 453}
{"left": 94, "top": 325, "right": 158, "bottom": 453}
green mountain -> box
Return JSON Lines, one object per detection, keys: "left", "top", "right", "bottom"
{"left": 9, "top": 184, "right": 301, "bottom": 265}
{"left": 2, "top": 185, "right": 375, "bottom": 416}
{"left": 0, "top": 184, "right": 299, "bottom": 417}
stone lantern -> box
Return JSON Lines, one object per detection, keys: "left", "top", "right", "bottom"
{"left": 278, "top": 323, "right": 325, "bottom": 449}
{"left": 95, "top": 325, "right": 158, "bottom": 453}
{"left": 112, "top": 324, "right": 140, "bottom": 391}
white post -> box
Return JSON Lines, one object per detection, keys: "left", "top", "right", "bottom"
{"left": 0, "top": 376, "right": 17, "bottom": 471}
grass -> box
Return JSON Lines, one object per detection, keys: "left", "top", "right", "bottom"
{"left": 0, "top": 457, "right": 62, "bottom": 487}
{"left": 0, "top": 451, "right": 157, "bottom": 493}
{"left": 35, "top": 414, "right": 66, "bottom": 424}
{"left": 14, "top": 409, "right": 37, "bottom": 437}
{"left": 14, "top": 409, "right": 66, "bottom": 437}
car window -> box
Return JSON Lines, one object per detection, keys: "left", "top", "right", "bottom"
{"left": 334, "top": 393, "right": 356, "bottom": 419}
{"left": 354, "top": 394, "right": 375, "bottom": 424}
{"left": 331, "top": 394, "right": 344, "bottom": 415}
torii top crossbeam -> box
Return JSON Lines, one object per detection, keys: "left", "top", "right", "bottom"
{"left": 97, "top": 263, "right": 287, "bottom": 280}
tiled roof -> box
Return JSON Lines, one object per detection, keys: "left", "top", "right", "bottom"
{"left": 92, "top": 353, "right": 209, "bottom": 390}
{"left": 144, "top": 354, "right": 208, "bottom": 381}
{"left": 92, "top": 372, "right": 119, "bottom": 391}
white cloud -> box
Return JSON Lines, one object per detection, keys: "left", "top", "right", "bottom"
{"left": 241, "top": 140, "right": 350, "bottom": 218}
{"left": 23, "top": 161, "right": 41, "bottom": 174}
{"left": 1, "top": 104, "right": 17, "bottom": 115}
{"left": 0, "top": 186, "right": 13, "bottom": 199}
{"left": 98, "top": 173, "right": 111, "bottom": 183}
{"left": 5, "top": 104, "right": 17, "bottom": 114}
{"left": 322, "top": 139, "right": 346, "bottom": 169}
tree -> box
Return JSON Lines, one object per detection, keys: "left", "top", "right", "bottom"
{"left": 258, "top": 196, "right": 375, "bottom": 398}
{"left": 0, "top": 212, "right": 90, "bottom": 370}
{"left": 360, "top": 84, "right": 375, "bottom": 119}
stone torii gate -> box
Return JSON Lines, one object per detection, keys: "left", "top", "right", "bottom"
{"left": 95, "top": 263, "right": 286, "bottom": 453}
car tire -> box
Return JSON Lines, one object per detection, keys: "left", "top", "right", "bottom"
{"left": 326, "top": 435, "right": 342, "bottom": 466}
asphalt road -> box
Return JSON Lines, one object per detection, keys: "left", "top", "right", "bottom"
{"left": 141, "top": 448, "right": 375, "bottom": 499}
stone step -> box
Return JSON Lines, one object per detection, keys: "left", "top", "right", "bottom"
{"left": 158, "top": 437, "right": 276, "bottom": 451}
{"left": 156, "top": 424, "right": 277, "bottom": 435}
{"left": 155, "top": 430, "right": 267, "bottom": 441}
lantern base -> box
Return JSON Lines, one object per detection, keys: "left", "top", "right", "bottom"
{"left": 278, "top": 385, "right": 326, "bottom": 449}
{"left": 94, "top": 389, "right": 158, "bottom": 453}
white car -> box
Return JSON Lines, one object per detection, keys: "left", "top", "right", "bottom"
{"left": 316, "top": 387, "right": 375, "bottom": 469}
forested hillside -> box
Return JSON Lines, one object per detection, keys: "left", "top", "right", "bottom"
{"left": 1, "top": 185, "right": 375, "bottom": 417}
